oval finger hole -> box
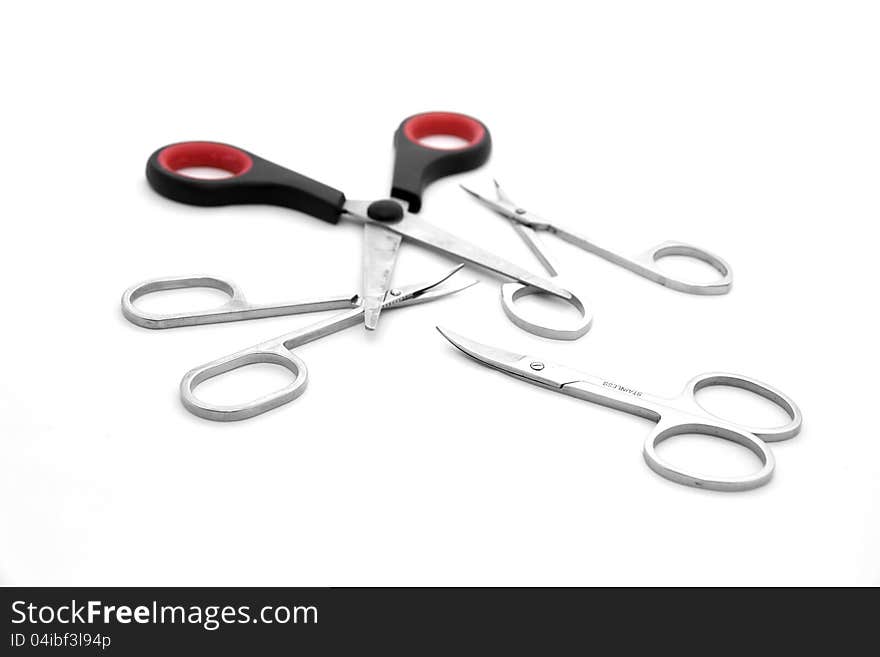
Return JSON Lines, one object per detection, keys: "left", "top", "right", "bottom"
{"left": 416, "top": 134, "right": 471, "bottom": 149}
{"left": 403, "top": 112, "right": 485, "bottom": 149}
{"left": 133, "top": 286, "right": 232, "bottom": 315}
{"left": 158, "top": 142, "right": 253, "bottom": 177}
{"left": 509, "top": 289, "right": 585, "bottom": 325}
{"left": 193, "top": 363, "right": 298, "bottom": 406}
{"left": 655, "top": 432, "right": 764, "bottom": 478}
{"left": 653, "top": 254, "right": 722, "bottom": 283}
{"left": 175, "top": 166, "right": 235, "bottom": 179}
{"left": 695, "top": 384, "right": 793, "bottom": 428}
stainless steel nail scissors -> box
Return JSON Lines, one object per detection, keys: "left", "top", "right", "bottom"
{"left": 122, "top": 267, "right": 475, "bottom": 420}
{"left": 461, "top": 180, "right": 733, "bottom": 339}
{"left": 438, "top": 327, "right": 801, "bottom": 491}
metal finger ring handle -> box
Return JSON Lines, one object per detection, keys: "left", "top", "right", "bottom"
{"left": 500, "top": 282, "right": 592, "bottom": 341}
{"left": 642, "top": 420, "right": 776, "bottom": 492}
{"left": 637, "top": 241, "right": 733, "bottom": 295}
{"left": 180, "top": 347, "right": 308, "bottom": 421}
{"left": 685, "top": 373, "right": 803, "bottom": 442}
{"left": 121, "top": 275, "right": 246, "bottom": 329}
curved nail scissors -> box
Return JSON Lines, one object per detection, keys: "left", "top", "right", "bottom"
{"left": 461, "top": 180, "right": 733, "bottom": 340}
{"left": 437, "top": 327, "right": 801, "bottom": 491}
{"left": 145, "top": 112, "right": 570, "bottom": 332}
{"left": 123, "top": 268, "right": 475, "bottom": 420}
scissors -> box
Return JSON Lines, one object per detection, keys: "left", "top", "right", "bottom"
{"left": 437, "top": 327, "right": 801, "bottom": 491}
{"left": 145, "top": 112, "right": 570, "bottom": 332}
{"left": 122, "top": 267, "right": 475, "bottom": 420}
{"left": 460, "top": 180, "right": 733, "bottom": 338}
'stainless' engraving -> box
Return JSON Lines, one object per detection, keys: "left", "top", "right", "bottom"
{"left": 602, "top": 381, "right": 643, "bottom": 397}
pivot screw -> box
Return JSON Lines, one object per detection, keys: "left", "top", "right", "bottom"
{"left": 515, "top": 208, "right": 527, "bottom": 215}
{"left": 367, "top": 199, "right": 404, "bottom": 223}
{"left": 530, "top": 361, "right": 545, "bottom": 371}
{"left": 390, "top": 289, "right": 402, "bottom": 296}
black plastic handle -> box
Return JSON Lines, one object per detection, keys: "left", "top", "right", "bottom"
{"left": 391, "top": 112, "right": 492, "bottom": 213}
{"left": 145, "top": 142, "right": 347, "bottom": 223}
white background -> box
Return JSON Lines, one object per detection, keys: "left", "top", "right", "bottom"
{"left": 1, "top": 1, "right": 877, "bottom": 586}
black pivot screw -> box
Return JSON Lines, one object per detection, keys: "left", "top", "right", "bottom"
{"left": 367, "top": 199, "right": 405, "bottom": 222}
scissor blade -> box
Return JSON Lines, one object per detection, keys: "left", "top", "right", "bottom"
{"left": 436, "top": 327, "right": 581, "bottom": 389}
{"left": 389, "top": 215, "right": 572, "bottom": 300}
{"left": 362, "top": 224, "right": 402, "bottom": 330}
{"left": 388, "top": 266, "right": 477, "bottom": 309}
{"left": 437, "top": 326, "right": 527, "bottom": 367}
{"left": 459, "top": 184, "right": 511, "bottom": 216}
{"left": 462, "top": 183, "right": 559, "bottom": 276}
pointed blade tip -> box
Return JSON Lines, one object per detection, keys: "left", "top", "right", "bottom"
{"left": 435, "top": 325, "right": 455, "bottom": 342}
{"left": 435, "top": 326, "right": 476, "bottom": 356}
{"left": 364, "top": 308, "right": 380, "bottom": 330}
{"left": 459, "top": 184, "right": 481, "bottom": 199}
{"left": 435, "top": 327, "right": 526, "bottom": 367}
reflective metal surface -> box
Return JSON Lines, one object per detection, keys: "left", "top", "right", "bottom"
{"left": 437, "top": 327, "right": 801, "bottom": 492}
{"left": 362, "top": 224, "right": 402, "bottom": 330}
{"left": 342, "top": 199, "right": 572, "bottom": 301}
{"left": 175, "top": 267, "right": 474, "bottom": 421}
{"left": 460, "top": 182, "right": 732, "bottom": 296}
{"left": 122, "top": 276, "right": 358, "bottom": 329}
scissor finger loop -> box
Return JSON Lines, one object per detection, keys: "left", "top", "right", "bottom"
{"left": 122, "top": 276, "right": 247, "bottom": 329}
{"left": 180, "top": 343, "right": 309, "bottom": 422}
{"left": 684, "top": 372, "right": 803, "bottom": 442}
{"left": 501, "top": 222, "right": 593, "bottom": 340}
{"left": 122, "top": 275, "right": 360, "bottom": 330}
{"left": 500, "top": 281, "right": 592, "bottom": 340}
{"left": 642, "top": 417, "right": 776, "bottom": 492}
{"left": 634, "top": 241, "right": 733, "bottom": 295}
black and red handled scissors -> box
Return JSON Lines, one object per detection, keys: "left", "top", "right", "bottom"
{"left": 146, "top": 111, "right": 571, "bottom": 330}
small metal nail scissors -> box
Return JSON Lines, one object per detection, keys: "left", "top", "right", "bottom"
{"left": 461, "top": 180, "right": 733, "bottom": 338}
{"left": 122, "top": 267, "right": 475, "bottom": 420}
{"left": 437, "top": 327, "right": 801, "bottom": 491}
